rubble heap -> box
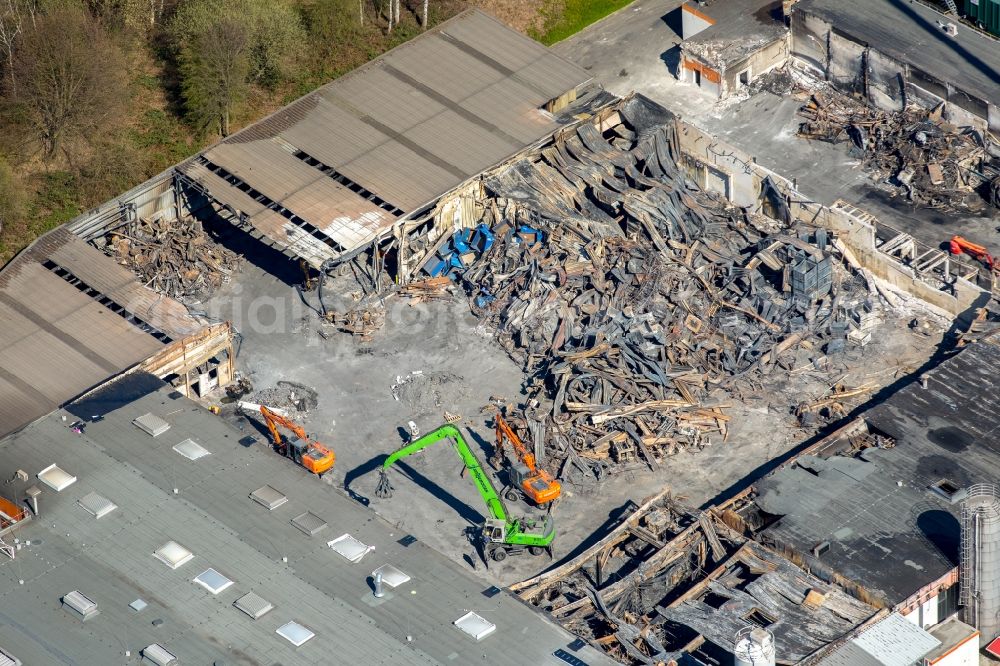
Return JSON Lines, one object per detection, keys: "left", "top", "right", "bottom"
{"left": 799, "top": 92, "right": 997, "bottom": 209}
{"left": 451, "top": 96, "right": 874, "bottom": 478}
{"left": 98, "top": 216, "right": 241, "bottom": 301}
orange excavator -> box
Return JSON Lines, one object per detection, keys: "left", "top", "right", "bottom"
{"left": 494, "top": 412, "right": 561, "bottom": 505}
{"left": 949, "top": 235, "right": 995, "bottom": 271}
{"left": 260, "top": 406, "right": 335, "bottom": 476}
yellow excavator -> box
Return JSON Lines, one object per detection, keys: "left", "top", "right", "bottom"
{"left": 259, "top": 406, "right": 335, "bottom": 476}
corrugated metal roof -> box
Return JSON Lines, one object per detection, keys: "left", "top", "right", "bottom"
{"left": 180, "top": 9, "right": 590, "bottom": 267}
{"left": 0, "top": 227, "right": 203, "bottom": 438}
{"left": 817, "top": 612, "right": 940, "bottom": 666}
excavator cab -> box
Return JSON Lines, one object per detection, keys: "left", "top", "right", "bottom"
{"left": 260, "top": 406, "right": 335, "bottom": 476}
{"left": 482, "top": 519, "right": 507, "bottom": 544}
{"left": 495, "top": 414, "right": 561, "bottom": 505}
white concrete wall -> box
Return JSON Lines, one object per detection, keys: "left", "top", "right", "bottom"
{"left": 681, "top": 4, "right": 713, "bottom": 39}
{"left": 927, "top": 633, "right": 978, "bottom": 666}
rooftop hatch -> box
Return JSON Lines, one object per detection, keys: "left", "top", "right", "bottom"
{"left": 328, "top": 534, "right": 372, "bottom": 562}
{"left": 454, "top": 611, "right": 496, "bottom": 641}
{"left": 193, "top": 568, "right": 234, "bottom": 595}
{"left": 154, "top": 541, "right": 194, "bottom": 569}
{"left": 173, "top": 438, "right": 211, "bottom": 460}
{"left": 234, "top": 591, "right": 274, "bottom": 619}
{"left": 250, "top": 485, "right": 288, "bottom": 510}
{"left": 37, "top": 464, "right": 76, "bottom": 491}
{"left": 276, "top": 620, "right": 315, "bottom": 647}
{"left": 133, "top": 413, "right": 170, "bottom": 437}
{"left": 77, "top": 492, "right": 116, "bottom": 519}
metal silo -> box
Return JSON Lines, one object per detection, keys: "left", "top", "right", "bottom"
{"left": 733, "top": 626, "right": 775, "bottom": 666}
{"left": 960, "top": 483, "right": 1000, "bottom": 646}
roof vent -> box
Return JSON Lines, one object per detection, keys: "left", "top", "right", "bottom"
{"left": 193, "top": 568, "right": 234, "bottom": 595}
{"left": 930, "top": 478, "right": 967, "bottom": 504}
{"left": 371, "top": 564, "right": 411, "bottom": 589}
{"left": 62, "top": 590, "right": 99, "bottom": 620}
{"left": 173, "top": 439, "right": 211, "bottom": 460}
{"left": 276, "top": 620, "right": 315, "bottom": 647}
{"left": 141, "top": 643, "right": 178, "bottom": 666}
{"left": 77, "top": 492, "right": 117, "bottom": 519}
{"left": 37, "top": 464, "right": 76, "bottom": 491}
{"left": 454, "top": 611, "right": 496, "bottom": 640}
{"left": 250, "top": 485, "right": 288, "bottom": 510}
{"left": 291, "top": 511, "right": 327, "bottom": 536}
{"left": 328, "top": 534, "right": 373, "bottom": 562}
{"left": 234, "top": 591, "right": 274, "bottom": 619}
{"left": 154, "top": 541, "right": 194, "bottom": 569}
{"left": 133, "top": 413, "right": 170, "bottom": 437}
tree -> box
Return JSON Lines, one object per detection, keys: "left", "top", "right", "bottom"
{"left": 422, "top": 0, "right": 428, "bottom": 30}
{"left": 170, "top": 0, "right": 304, "bottom": 135}
{"left": 11, "top": 5, "right": 127, "bottom": 162}
{"left": 178, "top": 17, "right": 249, "bottom": 136}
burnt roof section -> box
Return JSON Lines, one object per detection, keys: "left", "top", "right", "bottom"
{"left": 659, "top": 541, "right": 876, "bottom": 661}
{"left": 681, "top": 0, "right": 788, "bottom": 69}
{"left": 0, "top": 373, "right": 615, "bottom": 665}
{"left": 795, "top": 0, "right": 1000, "bottom": 106}
{"left": 178, "top": 8, "right": 591, "bottom": 267}
{"left": 0, "top": 227, "right": 202, "bottom": 439}
{"left": 754, "top": 340, "right": 1000, "bottom": 605}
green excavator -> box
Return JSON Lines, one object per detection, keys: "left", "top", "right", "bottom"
{"left": 374, "top": 423, "right": 555, "bottom": 562}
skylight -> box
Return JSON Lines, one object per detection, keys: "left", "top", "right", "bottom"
{"left": 276, "top": 621, "right": 315, "bottom": 647}
{"left": 154, "top": 541, "right": 194, "bottom": 569}
{"left": 133, "top": 413, "right": 170, "bottom": 437}
{"left": 62, "top": 590, "right": 99, "bottom": 620}
{"left": 250, "top": 485, "right": 288, "bottom": 510}
{"left": 193, "top": 568, "right": 234, "bottom": 595}
{"left": 77, "top": 492, "right": 116, "bottom": 519}
{"left": 454, "top": 611, "right": 496, "bottom": 640}
{"left": 172, "top": 439, "right": 211, "bottom": 460}
{"left": 328, "top": 534, "right": 372, "bottom": 562}
{"left": 291, "top": 511, "right": 327, "bottom": 536}
{"left": 142, "top": 643, "right": 177, "bottom": 666}
{"left": 37, "top": 464, "right": 76, "bottom": 491}
{"left": 234, "top": 591, "right": 274, "bottom": 619}
{"left": 372, "top": 564, "right": 411, "bottom": 588}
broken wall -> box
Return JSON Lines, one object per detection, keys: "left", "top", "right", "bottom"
{"left": 867, "top": 50, "right": 906, "bottom": 112}
{"left": 790, "top": 10, "right": 829, "bottom": 74}
{"left": 826, "top": 28, "right": 866, "bottom": 95}
{"left": 791, "top": 8, "right": 998, "bottom": 132}
{"left": 725, "top": 35, "right": 791, "bottom": 92}
{"left": 675, "top": 120, "right": 989, "bottom": 316}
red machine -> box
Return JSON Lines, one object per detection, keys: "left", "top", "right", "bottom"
{"left": 494, "top": 413, "right": 561, "bottom": 505}
{"left": 949, "top": 235, "right": 995, "bottom": 270}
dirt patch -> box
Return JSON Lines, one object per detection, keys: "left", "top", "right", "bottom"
{"left": 470, "top": 0, "right": 552, "bottom": 34}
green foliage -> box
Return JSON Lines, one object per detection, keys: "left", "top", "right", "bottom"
{"left": 170, "top": 0, "right": 305, "bottom": 87}
{"left": 170, "top": 0, "right": 305, "bottom": 136}
{"left": 534, "top": 0, "right": 633, "bottom": 45}
{"left": 12, "top": 4, "right": 128, "bottom": 160}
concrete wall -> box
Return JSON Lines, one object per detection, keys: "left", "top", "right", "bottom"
{"left": 725, "top": 37, "right": 791, "bottom": 93}
{"left": 926, "top": 632, "right": 978, "bottom": 666}
{"left": 681, "top": 3, "right": 714, "bottom": 39}
{"left": 675, "top": 119, "right": 989, "bottom": 316}
{"left": 791, "top": 8, "right": 997, "bottom": 132}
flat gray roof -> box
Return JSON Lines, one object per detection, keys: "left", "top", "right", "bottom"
{"left": 0, "top": 373, "right": 612, "bottom": 665}
{"left": 179, "top": 8, "right": 591, "bottom": 267}
{"left": 754, "top": 340, "right": 1000, "bottom": 605}
{"left": 796, "top": 0, "right": 1000, "bottom": 106}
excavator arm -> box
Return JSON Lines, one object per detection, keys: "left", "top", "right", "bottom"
{"left": 258, "top": 406, "right": 334, "bottom": 475}
{"left": 375, "top": 424, "right": 509, "bottom": 524}
{"left": 495, "top": 414, "right": 561, "bottom": 505}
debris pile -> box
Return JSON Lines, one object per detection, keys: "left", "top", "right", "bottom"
{"left": 249, "top": 380, "right": 318, "bottom": 414}
{"left": 798, "top": 92, "right": 995, "bottom": 209}
{"left": 98, "top": 216, "right": 241, "bottom": 301}
{"left": 448, "top": 95, "right": 873, "bottom": 478}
